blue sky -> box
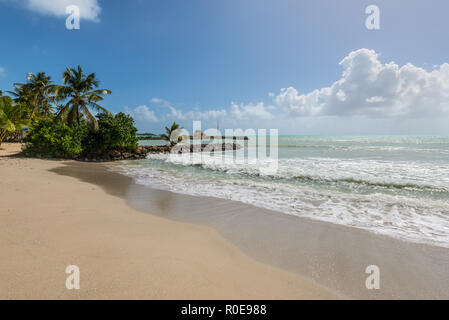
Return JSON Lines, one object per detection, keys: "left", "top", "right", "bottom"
{"left": 1, "top": 0, "right": 449, "bottom": 134}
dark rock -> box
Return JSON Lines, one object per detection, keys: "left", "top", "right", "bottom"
{"left": 77, "top": 142, "right": 241, "bottom": 162}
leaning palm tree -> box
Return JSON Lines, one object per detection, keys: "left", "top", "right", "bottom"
{"left": 161, "top": 122, "right": 184, "bottom": 146}
{"left": 56, "top": 66, "right": 112, "bottom": 128}
{"left": 10, "top": 72, "right": 56, "bottom": 118}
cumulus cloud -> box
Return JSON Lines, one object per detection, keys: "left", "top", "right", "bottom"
{"left": 127, "top": 49, "right": 449, "bottom": 134}
{"left": 276, "top": 49, "right": 449, "bottom": 118}
{"left": 192, "top": 109, "right": 227, "bottom": 120}
{"left": 230, "top": 102, "right": 274, "bottom": 120}
{"left": 166, "top": 106, "right": 228, "bottom": 121}
{"left": 149, "top": 97, "right": 228, "bottom": 121}
{"left": 126, "top": 105, "right": 158, "bottom": 122}
{"left": 163, "top": 101, "right": 272, "bottom": 122}
{"left": 26, "top": 0, "right": 101, "bottom": 22}
{"left": 127, "top": 99, "right": 228, "bottom": 124}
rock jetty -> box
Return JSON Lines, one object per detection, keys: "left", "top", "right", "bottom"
{"left": 79, "top": 142, "right": 241, "bottom": 162}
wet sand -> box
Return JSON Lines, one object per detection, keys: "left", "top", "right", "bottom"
{"left": 52, "top": 161, "right": 449, "bottom": 299}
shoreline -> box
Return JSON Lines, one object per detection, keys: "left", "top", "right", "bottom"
{"left": 54, "top": 158, "right": 449, "bottom": 299}
{"left": 0, "top": 143, "right": 338, "bottom": 299}
{"left": 3, "top": 142, "right": 449, "bottom": 299}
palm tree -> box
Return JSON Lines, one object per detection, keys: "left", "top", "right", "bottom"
{"left": 0, "top": 96, "right": 28, "bottom": 146}
{"left": 161, "top": 122, "right": 184, "bottom": 146}
{"left": 8, "top": 84, "right": 37, "bottom": 119}
{"left": 56, "top": 66, "right": 112, "bottom": 128}
{"left": 10, "top": 72, "right": 56, "bottom": 119}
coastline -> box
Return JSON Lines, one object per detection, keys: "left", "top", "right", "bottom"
{"left": 0, "top": 143, "right": 338, "bottom": 299}
{"left": 54, "top": 156, "right": 449, "bottom": 299}
{"left": 3, "top": 142, "right": 449, "bottom": 299}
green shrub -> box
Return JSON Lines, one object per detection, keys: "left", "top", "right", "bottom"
{"left": 83, "top": 112, "right": 138, "bottom": 155}
{"left": 23, "top": 113, "right": 138, "bottom": 158}
{"left": 23, "top": 120, "right": 88, "bottom": 158}
{"left": 0, "top": 97, "right": 30, "bottom": 145}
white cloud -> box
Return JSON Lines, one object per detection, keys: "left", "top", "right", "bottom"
{"left": 127, "top": 100, "right": 228, "bottom": 124}
{"left": 276, "top": 48, "right": 449, "bottom": 118}
{"left": 275, "top": 87, "right": 324, "bottom": 117}
{"left": 126, "top": 105, "right": 158, "bottom": 122}
{"left": 167, "top": 105, "right": 186, "bottom": 120}
{"left": 26, "top": 0, "right": 101, "bottom": 22}
{"left": 230, "top": 102, "right": 274, "bottom": 120}
{"left": 192, "top": 109, "right": 227, "bottom": 120}
{"left": 366, "top": 96, "right": 385, "bottom": 103}
{"left": 0, "top": 66, "right": 5, "bottom": 79}
{"left": 128, "top": 49, "right": 449, "bottom": 134}
{"left": 336, "top": 89, "right": 346, "bottom": 102}
{"left": 149, "top": 97, "right": 273, "bottom": 122}
{"left": 167, "top": 107, "right": 228, "bottom": 121}
{"left": 149, "top": 97, "right": 227, "bottom": 121}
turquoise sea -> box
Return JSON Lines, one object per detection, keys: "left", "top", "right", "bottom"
{"left": 118, "top": 136, "right": 449, "bottom": 247}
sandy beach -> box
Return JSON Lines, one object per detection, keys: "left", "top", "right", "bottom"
{"left": 3, "top": 142, "right": 449, "bottom": 300}
{"left": 53, "top": 155, "right": 449, "bottom": 299}
{"left": 3, "top": 0, "right": 449, "bottom": 304}
{"left": 0, "top": 143, "right": 338, "bottom": 299}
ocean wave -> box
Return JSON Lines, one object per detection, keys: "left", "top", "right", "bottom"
{"left": 263, "top": 144, "right": 449, "bottom": 154}
{"left": 127, "top": 139, "right": 449, "bottom": 247}
{"left": 115, "top": 162, "right": 449, "bottom": 248}
{"left": 287, "top": 175, "right": 448, "bottom": 193}
{"left": 145, "top": 153, "right": 449, "bottom": 193}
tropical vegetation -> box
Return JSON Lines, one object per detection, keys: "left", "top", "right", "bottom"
{"left": 0, "top": 95, "right": 29, "bottom": 146}
{"left": 0, "top": 66, "right": 134, "bottom": 158}
{"left": 0, "top": 66, "right": 183, "bottom": 158}
{"left": 23, "top": 120, "right": 87, "bottom": 158}
{"left": 82, "top": 112, "right": 138, "bottom": 156}
{"left": 161, "top": 121, "right": 184, "bottom": 146}
{"left": 56, "top": 66, "right": 111, "bottom": 128}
